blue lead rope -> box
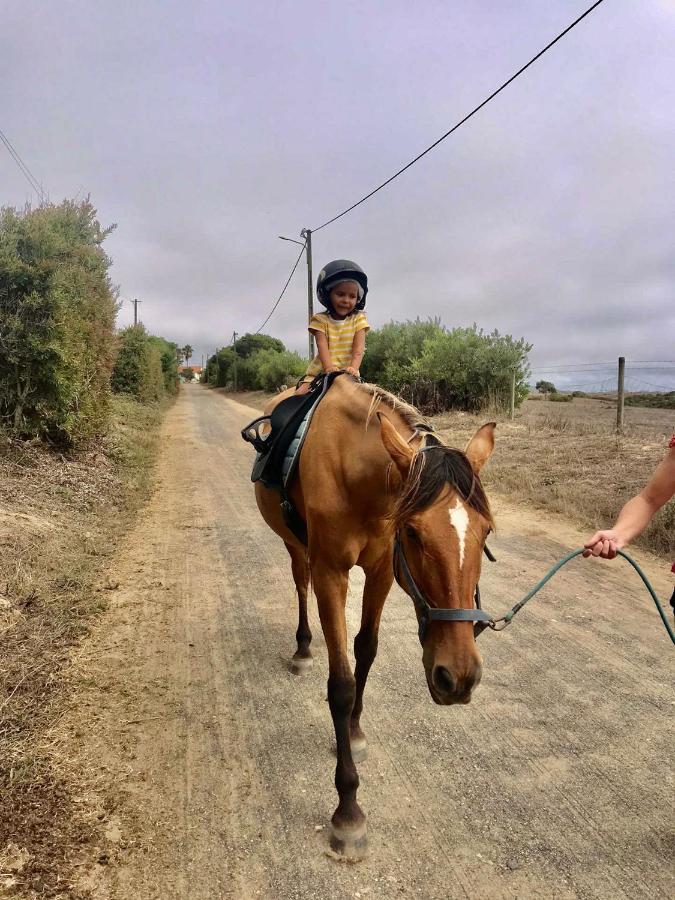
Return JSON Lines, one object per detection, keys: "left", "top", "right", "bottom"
{"left": 493, "top": 548, "right": 675, "bottom": 646}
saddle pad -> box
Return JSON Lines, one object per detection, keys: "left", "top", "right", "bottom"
{"left": 281, "top": 410, "right": 311, "bottom": 486}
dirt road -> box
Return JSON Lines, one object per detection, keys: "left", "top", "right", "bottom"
{"left": 76, "top": 385, "right": 674, "bottom": 900}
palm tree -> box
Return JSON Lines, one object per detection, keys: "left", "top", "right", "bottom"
{"left": 182, "top": 344, "right": 193, "bottom": 366}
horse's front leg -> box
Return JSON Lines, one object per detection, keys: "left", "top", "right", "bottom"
{"left": 284, "top": 541, "right": 312, "bottom": 674}
{"left": 312, "top": 564, "right": 367, "bottom": 859}
{"left": 350, "top": 557, "right": 393, "bottom": 763}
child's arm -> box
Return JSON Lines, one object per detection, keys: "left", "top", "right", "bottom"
{"left": 345, "top": 329, "right": 367, "bottom": 376}
{"left": 314, "top": 331, "right": 339, "bottom": 373}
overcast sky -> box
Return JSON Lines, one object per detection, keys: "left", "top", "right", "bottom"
{"left": 2, "top": 0, "right": 674, "bottom": 390}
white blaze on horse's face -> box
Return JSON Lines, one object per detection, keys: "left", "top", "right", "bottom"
{"left": 448, "top": 498, "right": 470, "bottom": 569}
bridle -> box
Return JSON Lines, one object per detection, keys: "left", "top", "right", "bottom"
{"left": 393, "top": 533, "right": 496, "bottom": 644}
{"left": 392, "top": 442, "right": 498, "bottom": 645}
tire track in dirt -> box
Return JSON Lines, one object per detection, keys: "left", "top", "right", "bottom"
{"left": 77, "top": 386, "right": 673, "bottom": 900}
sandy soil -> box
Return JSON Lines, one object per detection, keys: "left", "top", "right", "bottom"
{"left": 71, "top": 384, "right": 674, "bottom": 900}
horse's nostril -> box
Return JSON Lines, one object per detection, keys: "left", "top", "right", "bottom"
{"left": 432, "top": 666, "right": 455, "bottom": 696}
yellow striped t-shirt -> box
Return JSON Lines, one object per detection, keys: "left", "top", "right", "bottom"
{"left": 305, "top": 311, "right": 369, "bottom": 377}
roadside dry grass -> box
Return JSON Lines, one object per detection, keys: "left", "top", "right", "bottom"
{"left": 0, "top": 396, "right": 165, "bottom": 898}
{"left": 222, "top": 387, "right": 674, "bottom": 560}
{"left": 435, "top": 399, "right": 674, "bottom": 559}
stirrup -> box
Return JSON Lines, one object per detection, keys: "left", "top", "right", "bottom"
{"left": 241, "top": 416, "right": 271, "bottom": 453}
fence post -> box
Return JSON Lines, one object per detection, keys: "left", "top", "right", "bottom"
{"left": 616, "top": 356, "right": 625, "bottom": 432}
{"left": 510, "top": 369, "right": 516, "bottom": 420}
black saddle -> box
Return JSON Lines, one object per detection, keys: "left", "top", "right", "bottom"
{"left": 241, "top": 372, "right": 341, "bottom": 542}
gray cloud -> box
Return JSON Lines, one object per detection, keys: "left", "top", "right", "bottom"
{"left": 2, "top": 0, "right": 674, "bottom": 385}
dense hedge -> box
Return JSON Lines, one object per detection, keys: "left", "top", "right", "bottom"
{"left": 0, "top": 200, "right": 118, "bottom": 444}
{"left": 111, "top": 325, "right": 179, "bottom": 402}
{"left": 361, "top": 320, "right": 531, "bottom": 413}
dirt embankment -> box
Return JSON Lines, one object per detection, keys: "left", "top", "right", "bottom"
{"left": 55, "top": 385, "right": 674, "bottom": 900}
{"left": 0, "top": 397, "right": 166, "bottom": 898}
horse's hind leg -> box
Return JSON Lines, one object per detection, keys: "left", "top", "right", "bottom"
{"left": 284, "top": 541, "right": 313, "bottom": 674}
{"left": 350, "top": 557, "right": 393, "bottom": 763}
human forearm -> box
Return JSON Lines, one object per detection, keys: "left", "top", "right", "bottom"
{"left": 612, "top": 495, "right": 658, "bottom": 544}
{"left": 349, "top": 330, "right": 366, "bottom": 371}
{"left": 314, "top": 332, "right": 336, "bottom": 371}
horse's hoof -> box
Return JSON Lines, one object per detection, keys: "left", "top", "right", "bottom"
{"left": 350, "top": 734, "right": 367, "bottom": 763}
{"left": 290, "top": 655, "right": 313, "bottom": 675}
{"left": 329, "top": 820, "right": 368, "bottom": 861}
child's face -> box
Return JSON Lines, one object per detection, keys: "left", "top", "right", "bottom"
{"left": 329, "top": 281, "right": 359, "bottom": 318}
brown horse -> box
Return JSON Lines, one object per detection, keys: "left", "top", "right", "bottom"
{"left": 254, "top": 375, "right": 495, "bottom": 858}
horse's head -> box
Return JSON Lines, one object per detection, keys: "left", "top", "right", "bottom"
{"left": 380, "top": 416, "right": 495, "bottom": 706}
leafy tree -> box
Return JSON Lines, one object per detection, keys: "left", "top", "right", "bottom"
{"left": 0, "top": 199, "right": 117, "bottom": 444}
{"left": 535, "top": 380, "right": 556, "bottom": 394}
{"left": 233, "top": 333, "right": 284, "bottom": 359}
{"left": 182, "top": 366, "right": 195, "bottom": 382}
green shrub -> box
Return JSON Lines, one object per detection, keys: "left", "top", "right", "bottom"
{"left": 362, "top": 321, "right": 531, "bottom": 414}
{"left": 148, "top": 335, "right": 180, "bottom": 395}
{"left": 0, "top": 199, "right": 117, "bottom": 445}
{"left": 548, "top": 392, "right": 573, "bottom": 402}
{"left": 111, "top": 324, "right": 165, "bottom": 403}
{"left": 254, "top": 349, "right": 306, "bottom": 391}
{"left": 625, "top": 392, "right": 675, "bottom": 410}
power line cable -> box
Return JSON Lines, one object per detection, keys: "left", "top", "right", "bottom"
{"left": 310, "top": 0, "right": 607, "bottom": 233}
{"left": 253, "top": 242, "right": 307, "bottom": 335}
{"left": 0, "top": 129, "right": 42, "bottom": 197}
{"left": 0, "top": 128, "right": 44, "bottom": 201}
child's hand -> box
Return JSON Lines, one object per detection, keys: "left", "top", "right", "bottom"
{"left": 345, "top": 366, "right": 360, "bottom": 377}
{"left": 325, "top": 365, "right": 340, "bottom": 374}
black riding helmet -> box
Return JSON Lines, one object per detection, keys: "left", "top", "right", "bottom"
{"left": 316, "top": 259, "right": 368, "bottom": 313}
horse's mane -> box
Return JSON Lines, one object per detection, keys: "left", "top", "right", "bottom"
{"left": 358, "top": 381, "right": 426, "bottom": 431}
{"left": 356, "top": 382, "right": 493, "bottom": 528}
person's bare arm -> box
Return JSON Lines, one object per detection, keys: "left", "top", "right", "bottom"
{"left": 345, "top": 329, "right": 367, "bottom": 377}
{"left": 584, "top": 448, "right": 675, "bottom": 558}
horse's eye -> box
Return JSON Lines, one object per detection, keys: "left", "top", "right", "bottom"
{"left": 405, "top": 525, "right": 419, "bottom": 541}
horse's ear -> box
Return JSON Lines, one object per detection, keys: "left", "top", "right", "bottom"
{"left": 465, "top": 422, "right": 496, "bottom": 473}
{"left": 378, "top": 414, "right": 414, "bottom": 477}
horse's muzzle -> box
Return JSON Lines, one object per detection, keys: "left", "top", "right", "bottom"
{"left": 428, "top": 662, "right": 483, "bottom": 705}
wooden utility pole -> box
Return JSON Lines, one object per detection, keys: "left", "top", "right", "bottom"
{"left": 616, "top": 356, "right": 625, "bottom": 432}
{"left": 232, "top": 332, "right": 238, "bottom": 392}
{"left": 301, "top": 228, "right": 314, "bottom": 360}
{"left": 510, "top": 369, "right": 516, "bottom": 420}
{"left": 132, "top": 298, "right": 141, "bottom": 325}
